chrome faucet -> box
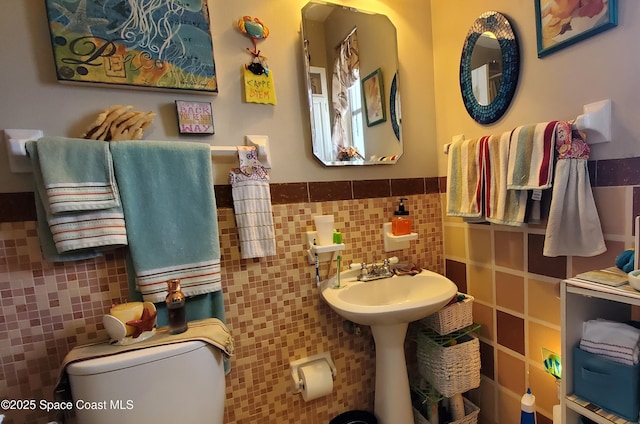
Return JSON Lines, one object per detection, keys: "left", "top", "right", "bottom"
{"left": 355, "top": 257, "right": 395, "bottom": 282}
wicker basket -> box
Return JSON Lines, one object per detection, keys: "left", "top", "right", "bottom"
{"left": 412, "top": 399, "right": 479, "bottom": 424}
{"left": 417, "top": 330, "right": 481, "bottom": 397}
{"left": 421, "top": 293, "right": 474, "bottom": 335}
{"left": 452, "top": 398, "right": 480, "bottom": 424}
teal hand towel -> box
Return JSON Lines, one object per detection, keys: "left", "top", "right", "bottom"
{"left": 26, "top": 140, "right": 127, "bottom": 256}
{"left": 110, "top": 141, "right": 221, "bottom": 303}
{"left": 35, "top": 137, "right": 121, "bottom": 213}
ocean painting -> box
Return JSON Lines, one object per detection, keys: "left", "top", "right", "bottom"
{"left": 45, "top": 0, "right": 218, "bottom": 93}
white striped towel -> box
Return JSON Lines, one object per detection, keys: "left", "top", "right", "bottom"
{"left": 485, "top": 131, "right": 528, "bottom": 226}
{"left": 580, "top": 319, "right": 640, "bottom": 366}
{"left": 232, "top": 180, "right": 277, "bottom": 259}
{"left": 446, "top": 137, "right": 484, "bottom": 218}
{"left": 229, "top": 146, "right": 276, "bottom": 259}
{"left": 507, "top": 121, "right": 559, "bottom": 190}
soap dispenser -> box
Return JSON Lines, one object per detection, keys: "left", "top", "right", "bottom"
{"left": 392, "top": 198, "right": 412, "bottom": 236}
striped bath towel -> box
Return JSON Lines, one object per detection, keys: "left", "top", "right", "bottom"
{"left": 26, "top": 139, "right": 127, "bottom": 257}
{"left": 110, "top": 141, "right": 221, "bottom": 303}
{"left": 507, "top": 121, "right": 559, "bottom": 190}
{"left": 447, "top": 137, "right": 484, "bottom": 218}
{"left": 485, "top": 131, "right": 528, "bottom": 226}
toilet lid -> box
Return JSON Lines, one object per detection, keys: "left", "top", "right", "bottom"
{"left": 67, "top": 340, "right": 208, "bottom": 375}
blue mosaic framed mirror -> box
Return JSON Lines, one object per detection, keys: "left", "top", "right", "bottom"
{"left": 459, "top": 11, "right": 519, "bottom": 125}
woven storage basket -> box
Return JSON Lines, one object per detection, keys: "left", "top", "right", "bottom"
{"left": 452, "top": 398, "right": 480, "bottom": 424}
{"left": 421, "top": 293, "right": 474, "bottom": 335}
{"left": 412, "top": 399, "right": 479, "bottom": 424}
{"left": 417, "top": 330, "right": 481, "bottom": 397}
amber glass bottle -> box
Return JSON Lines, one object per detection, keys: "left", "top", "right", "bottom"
{"left": 165, "top": 279, "right": 188, "bottom": 334}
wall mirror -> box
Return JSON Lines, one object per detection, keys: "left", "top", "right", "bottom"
{"left": 460, "top": 11, "right": 519, "bottom": 125}
{"left": 301, "top": 1, "right": 402, "bottom": 166}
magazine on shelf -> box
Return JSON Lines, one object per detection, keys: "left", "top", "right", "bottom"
{"left": 575, "top": 266, "right": 628, "bottom": 287}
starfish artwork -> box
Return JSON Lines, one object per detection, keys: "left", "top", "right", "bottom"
{"left": 126, "top": 307, "right": 157, "bottom": 339}
{"left": 44, "top": 0, "right": 218, "bottom": 92}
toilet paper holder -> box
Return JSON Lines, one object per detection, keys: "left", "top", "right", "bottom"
{"left": 290, "top": 352, "right": 337, "bottom": 394}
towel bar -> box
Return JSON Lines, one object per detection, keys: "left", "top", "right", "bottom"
{"left": 2, "top": 132, "right": 271, "bottom": 173}
{"left": 443, "top": 98, "right": 612, "bottom": 154}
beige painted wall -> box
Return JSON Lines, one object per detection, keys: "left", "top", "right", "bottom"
{"left": 0, "top": 0, "right": 436, "bottom": 192}
{"left": 432, "top": 0, "right": 640, "bottom": 177}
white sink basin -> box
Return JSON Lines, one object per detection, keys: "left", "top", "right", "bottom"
{"left": 320, "top": 268, "right": 457, "bottom": 325}
{"left": 320, "top": 268, "right": 457, "bottom": 424}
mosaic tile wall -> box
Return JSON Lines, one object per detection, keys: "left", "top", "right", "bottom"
{"left": 0, "top": 188, "right": 443, "bottom": 424}
{"left": 443, "top": 167, "right": 640, "bottom": 424}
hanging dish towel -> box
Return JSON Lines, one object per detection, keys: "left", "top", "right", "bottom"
{"left": 229, "top": 146, "right": 276, "bottom": 259}
{"left": 543, "top": 122, "right": 606, "bottom": 257}
{"left": 446, "top": 137, "right": 484, "bottom": 218}
{"left": 485, "top": 131, "right": 528, "bottom": 226}
{"left": 26, "top": 138, "right": 127, "bottom": 258}
{"left": 110, "top": 141, "right": 221, "bottom": 303}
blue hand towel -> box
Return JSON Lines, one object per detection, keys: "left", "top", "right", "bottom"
{"left": 110, "top": 141, "right": 221, "bottom": 303}
{"left": 35, "top": 137, "right": 122, "bottom": 213}
{"left": 26, "top": 140, "right": 127, "bottom": 257}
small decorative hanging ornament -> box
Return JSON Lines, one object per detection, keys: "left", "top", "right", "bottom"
{"left": 237, "top": 16, "right": 277, "bottom": 105}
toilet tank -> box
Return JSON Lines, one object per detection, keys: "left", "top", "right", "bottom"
{"left": 66, "top": 340, "right": 225, "bottom": 424}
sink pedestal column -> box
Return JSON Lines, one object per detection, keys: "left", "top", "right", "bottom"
{"left": 371, "top": 322, "right": 413, "bottom": 424}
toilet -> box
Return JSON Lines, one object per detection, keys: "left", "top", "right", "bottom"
{"left": 66, "top": 340, "right": 225, "bottom": 424}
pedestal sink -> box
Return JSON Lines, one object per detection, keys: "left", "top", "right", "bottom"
{"left": 320, "top": 268, "right": 457, "bottom": 424}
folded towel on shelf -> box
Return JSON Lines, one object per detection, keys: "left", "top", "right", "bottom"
{"left": 484, "top": 131, "right": 528, "bottom": 226}
{"left": 35, "top": 137, "right": 121, "bottom": 213}
{"left": 507, "top": 121, "right": 559, "bottom": 190}
{"left": 580, "top": 319, "right": 640, "bottom": 366}
{"left": 446, "top": 138, "right": 484, "bottom": 218}
{"left": 229, "top": 146, "right": 276, "bottom": 259}
{"left": 26, "top": 139, "right": 127, "bottom": 259}
{"left": 110, "top": 141, "right": 221, "bottom": 303}
{"left": 543, "top": 122, "right": 606, "bottom": 257}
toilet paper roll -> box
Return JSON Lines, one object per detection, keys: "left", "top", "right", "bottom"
{"left": 299, "top": 360, "right": 333, "bottom": 401}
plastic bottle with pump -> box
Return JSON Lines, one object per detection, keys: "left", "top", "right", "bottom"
{"left": 521, "top": 388, "right": 536, "bottom": 424}
{"left": 392, "top": 198, "right": 412, "bottom": 236}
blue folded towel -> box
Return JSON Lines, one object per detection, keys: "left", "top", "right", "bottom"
{"left": 35, "top": 137, "right": 121, "bottom": 213}
{"left": 26, "top": 139, "right": 127, "bottom": 258}
{"left": 110, "top": 141, "right": 221, "bottom": 303}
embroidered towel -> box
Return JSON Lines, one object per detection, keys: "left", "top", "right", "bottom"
{"left": 580, "top": 319, "right": 640, "bottom": 366}
{"left": 110, "top": 141, "right": 221, "bottom": 303}
{"left": 229, "top": 146, "right": 276, "bottom": 259}
{"left": 26, "top": 139, "right": 127, "bottom": 257}
{"left": 507, "top": 121, "right": 559, "bottom": 190}
{"left": 446, "top": 138, "right": 484, "bottom": 218}
{"left": 543, "top": 122, "right": 606, "bottom": 257}
{"left": 485, "top": 131, "right": 528, "bottom": 226}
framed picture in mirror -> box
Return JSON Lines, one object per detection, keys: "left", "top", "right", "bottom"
{"left": 362, "top": 68, "right": 386, "bottom": 127}
{"left": 535, "top": 0, "right": 617, "bottom": 58}
{"left": 310, "top": 71, "right": 323, "bottom": 95}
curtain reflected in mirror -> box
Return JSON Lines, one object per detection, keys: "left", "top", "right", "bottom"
{"left": 302, "top": 1, "right": 402, "bottom": 166}
{"left": 331, "top": 29, "right": 365, "bottom": 161}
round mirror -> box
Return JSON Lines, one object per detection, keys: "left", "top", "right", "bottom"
{"left": 460, "top": 11, "right": 519, "bottom": 124}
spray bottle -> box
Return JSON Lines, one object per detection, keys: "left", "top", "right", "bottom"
{"left": 521, "top": 388, "right": 536, "bottom": 424}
